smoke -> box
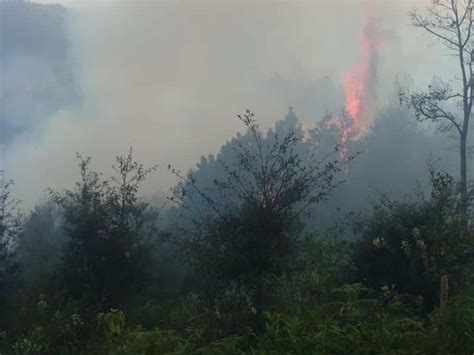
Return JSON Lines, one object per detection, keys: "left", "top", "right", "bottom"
{"left": 3, "top": 0, "right": 447, "bottom": 209}
{"left": 0, "top": 0, "right": 80, "bottom": 151}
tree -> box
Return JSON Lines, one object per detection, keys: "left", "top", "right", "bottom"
{"left": 17, "top": 201, "right": 65, "bottom": 289}
{"left": 0, "top": 172, "right": 22, "bottom": 294}
{"left": 51, "top": 149, "right": 158, "bottom": 307}
{"left": 353, "top": 171, "right": 474, "bottom": 312}
{"left": 400, "top": 0, "right": 474, "bottom": 221}
{"left": 0, "top": 172, "right": 23, "bottom": 331}
{"left": 170, "top": 110, "right": 349, "bottom": 332}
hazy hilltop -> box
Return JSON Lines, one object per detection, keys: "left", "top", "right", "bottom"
{"left": 0, "top": 0, "right": 80, "bottom": 145}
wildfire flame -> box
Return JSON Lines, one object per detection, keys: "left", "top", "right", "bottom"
{"left": 343, "top": 18, "right": 392, "bottom": 137}
{"left": 326, "top": 18, "right": 392, "bottom": 156}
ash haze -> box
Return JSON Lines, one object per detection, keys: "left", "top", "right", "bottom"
{"left": 1, "top": 0, "right": 457, "bottom": 208}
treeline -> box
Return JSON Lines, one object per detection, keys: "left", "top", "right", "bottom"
{"left": 1, "top": 107, "right": 474, "bottom": 354}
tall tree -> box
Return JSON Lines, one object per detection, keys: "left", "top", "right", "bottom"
{"left": 51, "top": 150, "right": 158, "bottom": 306}
{"left": 170, "top": 110, "right": 349, "bottom": 332}
{"left": 401, "top": 0, "right": 473, "bottom": 220}
{"left": 0, "top": 172, "right": 22, "bottom": 327}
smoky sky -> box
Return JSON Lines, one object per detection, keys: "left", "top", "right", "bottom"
{"left": 2, "top": 0, "right": 457, "bottom": 208}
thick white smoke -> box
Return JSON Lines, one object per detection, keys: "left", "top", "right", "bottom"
{"left": 4, "top": 0, "right": 456, "bottom": 208}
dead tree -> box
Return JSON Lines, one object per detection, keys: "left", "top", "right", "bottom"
{"left": 401, "top": 0, "right": 474, "bottom": 223}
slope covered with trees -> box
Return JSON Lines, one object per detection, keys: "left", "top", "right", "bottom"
{"left": 0, "top": 106, "right": 473, "bottom": 354}
{"left": 1, "top": 0, "right": 474, "bottom": 354}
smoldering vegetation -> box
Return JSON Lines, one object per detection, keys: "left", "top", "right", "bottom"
{"left": 1, "top": 0, "right": 474, "bottom": 354}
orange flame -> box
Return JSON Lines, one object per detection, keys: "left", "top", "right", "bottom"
{"left": 326, "top": 18, "right": 392, "bottom": 157}
{"left": 343, "top": 18, "right": 392, "bottom": 139}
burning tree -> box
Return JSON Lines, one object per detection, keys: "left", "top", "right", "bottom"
{"left": 325, "top": 18, "right": 392, "bottom": 157}
{"left": 343, "top": 17, "right": 393, "bottom": 138}
{"left": 169, "top": 110, "right": 349, "bottom": 332}
{"left": 400, "top": 0, "right": 474, "bottom": 222}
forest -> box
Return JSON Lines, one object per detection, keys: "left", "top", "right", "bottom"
{"left": 2, "top": 0, "right": 474, "bottom": 354}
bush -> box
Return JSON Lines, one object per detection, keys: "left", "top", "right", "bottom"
{"left": 353, "top": 171, "right": 474, "bottom": 311}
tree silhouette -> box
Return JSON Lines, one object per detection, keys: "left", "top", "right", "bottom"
{"left": 0, "top": 172, "right": 22, "bottom": 305}
{"left": 51, "top": 149, "right": 158, "bottom": 307}
{"left": 169, "top": 110, "right": 350, "bottom": 332}
{"left": 400, "top": 0, "right": 474, "bottom": 222}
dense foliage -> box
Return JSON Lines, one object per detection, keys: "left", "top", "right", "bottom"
{"left": 169, "top": 110, "right": 347, "bottom": 332}
{"left": 50, "top": 150, "right": 158, "bottom": 307}
{"left": 354, "top": 171, "right": 474, "bottom": 312}
{"left": 1, "top": 109, "right": 474, "bottom": 354}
